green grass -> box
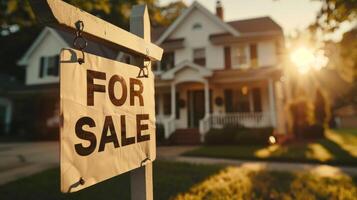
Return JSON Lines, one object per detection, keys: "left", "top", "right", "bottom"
{"left": 1, "top": 160, "right": 356, "bottom": 200}
{"left": 0, "top": 161, "right": 223, "bottom": 200}
{"left": 184, "top": 129, "right": 357, "bottom": 166}
{"left": 173, "top": 167, "right": 357, "bottom": 200}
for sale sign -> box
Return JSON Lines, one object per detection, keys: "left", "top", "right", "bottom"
{"left": 60, "top": 48, "right": 156, "bottom": 193}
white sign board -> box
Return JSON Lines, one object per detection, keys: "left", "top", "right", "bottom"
{"left": 60, "top": 48, "right": 156, "bottom": 193}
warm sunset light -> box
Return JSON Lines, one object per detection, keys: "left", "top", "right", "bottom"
{"left": 290, "top": 46, "right": 328, "bottom": 74}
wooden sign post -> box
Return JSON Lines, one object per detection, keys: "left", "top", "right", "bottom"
{"left": 129, "top": 5, "right": 154, "bottom": 200}
{"left": 29, "top": 1, "right": 162, "bottom": 199}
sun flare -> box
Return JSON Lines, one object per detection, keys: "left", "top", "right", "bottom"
{"left": 290, "top": 46, "right": 328, "bottom": 74}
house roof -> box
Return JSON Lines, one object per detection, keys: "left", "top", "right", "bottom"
{"left": 156, "top": 1, "right": 239, "bottom": 44}
{"left": 18, "top": 27, "right": 119, "bottom": 66}
{"left": 227, "top": 17, "right": 283, "bottom": 34}
{"left": 154, "top": 2, "right": 283, "bottom": 44}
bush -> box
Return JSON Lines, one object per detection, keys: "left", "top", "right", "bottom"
{"left": 288, "top": 98, "right": 314, "bottom": 139}
{"left": 205, "top": 128, "right": 235, "bottom": 145}
{"left": 204, "top": 126, "right": 274, "bottom": 145}
{"left": 235, "top": 127, "right": 273, "bottom": 145}
{"left": 302, "top": 124, "right": 325, "bottom": 139}
{"left": 314, "top": 88, "right": 330, "bottom": 127}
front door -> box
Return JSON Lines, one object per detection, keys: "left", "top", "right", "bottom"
{"left": 188, "top": 90, "right": 205, "bottom": 127}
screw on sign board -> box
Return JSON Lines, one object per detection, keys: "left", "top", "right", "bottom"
{"left": 28, "top": 0, "right": 163, "bottom": 198}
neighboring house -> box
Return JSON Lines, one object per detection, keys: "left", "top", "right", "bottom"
{"left": 1, "top": 1, "right": 288, "bottom": 143}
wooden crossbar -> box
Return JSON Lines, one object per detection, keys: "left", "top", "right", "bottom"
{"left": 29, "top": 0, "right": 163, "bottom": 61}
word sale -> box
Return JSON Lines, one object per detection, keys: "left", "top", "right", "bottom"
{"left": 74, "top": 69, "right": 150, "bottom": 156}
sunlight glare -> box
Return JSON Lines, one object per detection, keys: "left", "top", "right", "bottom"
{"left": 290, "top": 46, "right": 328, "bottom": 74}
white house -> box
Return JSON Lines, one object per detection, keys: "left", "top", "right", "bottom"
{"left": 151, "top": 1, "right": 287, "bottom": 143}
{"left": 2, "top": 1, "right": 287, "bottom": 143}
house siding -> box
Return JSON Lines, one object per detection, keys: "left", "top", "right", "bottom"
{"left": 26, "top": 32, "right": 67, "bottom": 85}
{"left": 169, "top": 8, "right": 226, "bottom": 70}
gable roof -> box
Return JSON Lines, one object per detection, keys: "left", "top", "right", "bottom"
{"left": 156, "top": 1, "right": 239, "bottom": 44}
{"left": 161, "top": 60, "right": 212, "bottom": 80}
{"left": 18, "top": 27, "right": 119, "bottom": 66}
{"left": 227, "top": 17, "right": 283, "bottom": 34}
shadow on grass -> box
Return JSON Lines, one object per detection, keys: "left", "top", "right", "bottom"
{"left": 0, "top": 161, "right": 224, "bottom": 200}
{"left": 318, "top": 139, "right": 357, "bottom": 165}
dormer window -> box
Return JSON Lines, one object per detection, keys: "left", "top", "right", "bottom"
{"left": 39, "top": 55, "right": 59, "bottom": 78}
{"left": 192, "top": 23, "right": 202, "bottom": 30}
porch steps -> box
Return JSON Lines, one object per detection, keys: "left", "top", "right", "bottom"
{"left": 170, "top": 128, "right": 201, "bottom": 145}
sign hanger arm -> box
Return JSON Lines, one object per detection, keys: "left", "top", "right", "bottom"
{"left": 29, "top": 0, "right": 163, "bottom": 61}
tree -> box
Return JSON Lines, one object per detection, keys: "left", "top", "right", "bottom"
{"left": 313, "top": 0, "right": 357, "bottom": 32}
{"left": 0, "top": 0, "right": 186, "bottom": 34}
{"left": 314, "top": 88, "right": 330, "bottom": 126}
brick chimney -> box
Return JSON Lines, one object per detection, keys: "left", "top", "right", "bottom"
{"left": 216, "top": 0, "right": 224, "bottom": 20}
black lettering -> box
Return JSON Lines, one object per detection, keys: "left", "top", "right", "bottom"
{"left": 99, "top": 116, "right": 120, "bottom": 152}
{"left": 87, "top": 70, "right": 106, "bottom": 106}
{"left": 136, "top": 114, "right": 150, "bottom": 142}
{"left": 121, "top": 115, "right": 135, "bottom": 146}
{"left": 75, "top": 117, "right": 97, "bottom": 156}
{"left": 130, "top": 78, "right": 144, "bottom": 106}
{"left": 109, "top": 75, "right": 127, "bottom": 106}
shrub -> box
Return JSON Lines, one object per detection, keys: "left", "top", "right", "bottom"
{"left": 234, "top": 127, "right": 274, "bottom": 145}
{"left": 302, "top": 124, "right": 325, "bottom": 139}
{"left": 204, "top": 126, "right": 273, "bottom": 145}
{"left": 314, "top": 88, "right": 330, "bottom": 127}
{"left": 288, "top": 98, "right": 314, "bottom": 139}
{"left": 205, "top": 128, "right": 235, "bottom": 145}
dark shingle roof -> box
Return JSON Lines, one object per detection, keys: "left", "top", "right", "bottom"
{"left": 227, "top": 17, "right": 283, "bottom": 33}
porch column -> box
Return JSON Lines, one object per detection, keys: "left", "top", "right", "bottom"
{"left": 171, "top": 83, "right": 176, "bottom": 118}
{"left": 268, "top": 79, "right": 277, "bottom": 127}
{"left": 204, "top": 80, "right": 210, "bottom": 117}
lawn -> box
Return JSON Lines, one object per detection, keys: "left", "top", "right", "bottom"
{"left": 1, "top": 160, "right": 356, "bottom": 200}
{"left": 184, "top": 129, "right": 357, "bottom": 166}
{"left": 0, "top": 161, "right": 223, "bottom": 200}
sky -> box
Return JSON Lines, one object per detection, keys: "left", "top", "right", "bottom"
{"left": 159, "top": 0, "right": 323, "bottom": 37}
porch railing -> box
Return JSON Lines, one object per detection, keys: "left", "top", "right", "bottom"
{"left": 199, "top": 112, "right": 272, "bottom": 134}
{"left": 162, "top": 115, "right": 175, "bottom": 138}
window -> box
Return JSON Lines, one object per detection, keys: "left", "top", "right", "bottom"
{"left": 193, "top": 48, "right": 206, "bottom": 66}
{"left": 192, "top": 23, "right": 202, "bottom": 30}
{"left": 39, "top": 55, "right": 59, "bottom": 78}
{"left": 161, "top": 52, "right": 175, "bottom": 71}
{"left": 224, "top": 88, "right": 254, "bottom": 113}
{"left": 231, "top": 45, "right": 248, "bottom": 69}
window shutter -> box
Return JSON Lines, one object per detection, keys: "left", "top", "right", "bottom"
{"left": 224, "top": 47, "right": 231, "bottom": 69}
{"left": 250, "top": 44, "right": 258, "bottom": 67}
{"left": 39, "top": 57, "right": 45, "bottom": 78}
{"left": 54, "top": 55, "right": 60, "bottom": 76}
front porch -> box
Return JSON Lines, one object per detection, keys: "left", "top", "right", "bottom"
{"left": 154, "top": 61, "right": 284, "bottom": 143}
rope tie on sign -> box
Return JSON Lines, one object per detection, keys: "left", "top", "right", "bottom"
{"left": 137, "top": 49, "right": 150, "bottom": 78}
{"left": 73, "top": 20, "right": 87, "bottom": 65}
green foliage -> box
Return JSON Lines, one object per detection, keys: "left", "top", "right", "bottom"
{"left": 288, "top": 97, "right": 314, "bottom": 139}
{"left": 185, "top": 129, "right": 357, "bottom": 165}
{"left": 314, "top": 88, "right": 330, "bottom": 126}
{"left": 0, "top": 161, "right": 224, "bottom": 200}
{"left": 204, "top": 126, "right": 273, "bottom": 145}
{"left": 0, "top": 0, "right": 187, "bottom": 34}
{"left": 313, "top": 0, "right": 357, "bottom": 32}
